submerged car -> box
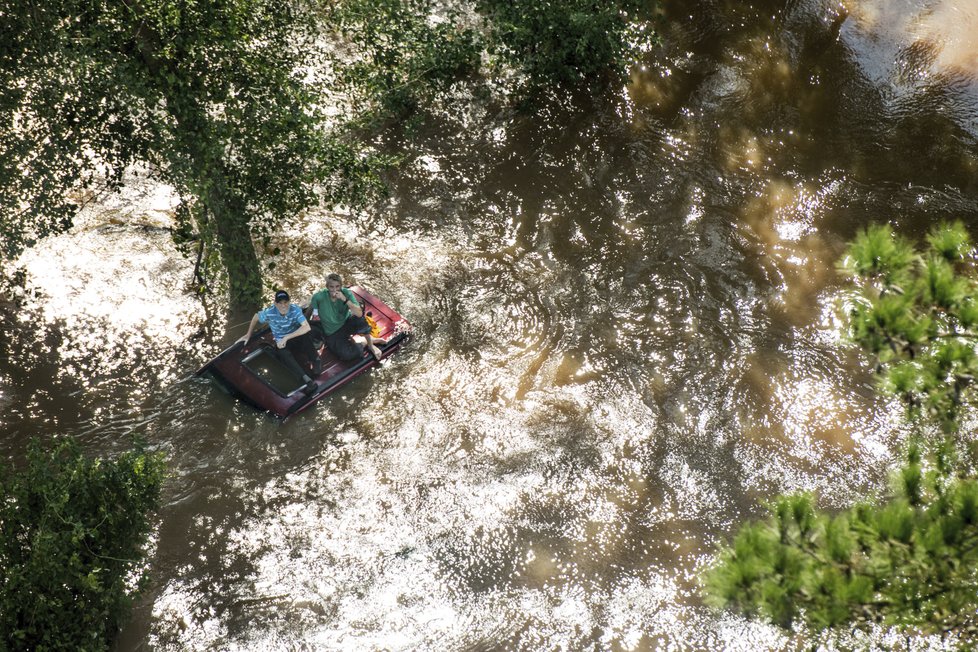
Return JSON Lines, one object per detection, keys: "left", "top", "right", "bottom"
{"left": 197, "top": 286, "right": 410, "bottom": 420}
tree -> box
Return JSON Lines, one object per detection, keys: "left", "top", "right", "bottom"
{"left": 1, "top": 0, "right": 385, "bottom": 311}
{"left": 327, "top": 0, "right": 481, "bottom": 128}
{"left": 0, "top": 437, "right": 165, "bottom": 650}
{"left": 704, "top": 440, "right": 978, "bottom": 645}
{"left": 475, "top": 0, "right": 653, "bottom": 91}
{"left": 703, "top": 223, "right": 978, "bottom": 647}
{"left": 843, "top": 221, "right": 978, "bottom": 433}
{"left": 2, "top": 0, "right": 657, "bottom": 312}
{"left": 326, "top": 0, "right": 658, "bottom": 127}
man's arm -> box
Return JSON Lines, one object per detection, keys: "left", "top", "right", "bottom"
{"left": 282, "top": 319, "right": 311, "bottom": 343}
{"left": 343, "top": 290, "right": 363, "bottom": 318}
{"left": 237, "top": 313, "right": 260, "bottom": 343}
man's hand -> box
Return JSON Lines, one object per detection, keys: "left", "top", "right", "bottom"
{"left": 276, "top": 338, "right": 287, "bottom": 349}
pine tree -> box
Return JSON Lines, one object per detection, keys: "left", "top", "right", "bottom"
{"left": 703, "top": 223, "right": 978, "bottom": 646}
{"left": 843, "top": 221, "right": 978, "bottom": 433}
{"left": 704, "top": 440, "right": 978, "bottom": 643}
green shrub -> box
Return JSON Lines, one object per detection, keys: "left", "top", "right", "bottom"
{"left": 476, "top": 0, "right": 653, "bottom": 89}
{"left": 329, "top": 0, "right": 481, "bottom": 125}
{"left": 0, "top": 438, "right": 165, "bottom": 651}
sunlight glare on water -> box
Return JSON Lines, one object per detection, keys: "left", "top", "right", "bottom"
{"left": 15, "top": 182, "right": 194, "bottom": 372}
{"left": 1, "top": 181, "right": 209, "bottom": 443}
{"left": 4, "top": 1, "right": 978, "bottom": 650}
{"left": 847, "top": 0, "right": 978, "bottom": 78}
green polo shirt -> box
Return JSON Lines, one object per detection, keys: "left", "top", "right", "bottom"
{"left": 310, "top": 287, "right": 356, "bottom": 336}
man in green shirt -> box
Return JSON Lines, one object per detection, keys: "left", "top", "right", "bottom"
{"left": 308, "top": 273, "right": 387, "bottom": 361}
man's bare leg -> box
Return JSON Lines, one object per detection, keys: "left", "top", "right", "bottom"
{"left": 353, "top": 335, "right": 384, "bottom": 360}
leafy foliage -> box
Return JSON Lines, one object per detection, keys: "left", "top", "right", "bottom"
{"left": 475, "top": 0, "right": 653, "bottom": 90}
{"left": 2, "top": 0, "right": 658, "bottom": 311}
{"left": 326, "top": 0, "right": 658, "bottom": 125}
{"left": 328, "top": 0, "right": 481, "bottom": 126}
{"left": 1, "top": 0, "right": 388, "bottom": 310}
{"left": 0, "top": 438, "right": 165, "bottom": 650}
{"left": 842, "top": 221, "right": 978, "bottom": 431}
{"left": 704, "top": 441, "right": 978, "bottom": 643}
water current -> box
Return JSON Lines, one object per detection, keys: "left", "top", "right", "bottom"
{"left": 3, "top": 0, "right": 978, "bottom": 650}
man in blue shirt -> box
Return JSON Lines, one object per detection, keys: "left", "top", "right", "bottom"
{"left": 238, "top": 289, "right": 321, "bottom": 394}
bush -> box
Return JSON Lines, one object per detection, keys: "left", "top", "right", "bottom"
{"left": 476, "top": 0, "right": 653, "bottom": 89}
{"left": 0, "top": 438, "right": 165, "bottom": 651}
{"left": 329, "top": 0, "right": 481, "bottom": 124}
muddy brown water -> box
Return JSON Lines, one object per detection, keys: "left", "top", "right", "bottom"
{"left": 2, "top": 1, "right": 978, "bottom": 650}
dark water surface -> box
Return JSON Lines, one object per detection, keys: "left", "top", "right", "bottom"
{"left": 3, "top": 1, "right": 978, "bottom": 650}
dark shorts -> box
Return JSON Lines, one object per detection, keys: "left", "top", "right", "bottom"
{"left": 322, "top": 315, "right": 371, "bottom": 361}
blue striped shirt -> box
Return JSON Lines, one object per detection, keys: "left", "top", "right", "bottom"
{"left": 258, "top": 304, "right": 307, "bottom": 341}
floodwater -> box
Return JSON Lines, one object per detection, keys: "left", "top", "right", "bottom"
{"left": 3, "top": 0, "right": 978, "bottom": 650}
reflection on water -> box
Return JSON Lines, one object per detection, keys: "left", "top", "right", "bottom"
{"left": 847, "top": 0, "right": 978, "bottom": 77}
{"left": 1, "top": 0, "right": 977, "bottom": 650}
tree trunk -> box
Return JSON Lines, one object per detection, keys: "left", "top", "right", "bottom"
{"left": 205, "top": 174, "right": 263, "bottom": 313}
{"left": 122, "top": 14, "right": 265, "bottom": 314}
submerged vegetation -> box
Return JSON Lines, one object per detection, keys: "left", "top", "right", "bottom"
{"left": 704, "top": 223, "right": 978, "bottom": 646}
{"left": 476, "top": 0, "right": 651, "bottom": 89}
{"left": 327, "top": 0, "right": 482, "bottom": 126}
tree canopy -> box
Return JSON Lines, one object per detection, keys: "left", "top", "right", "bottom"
{"left": 1, "top": 0, "right": 656, "bottom": 312}
{"left": 0, "top": 438, "right": 165, "bottom": 650}
{"left": 704, "top": 222, "right": 978, "bottom": 647}
{"left": 2, "top": 0, "right": 386, "bottom": 310}
{"left": 476, "top": 0, "right": 650, "bottom": 89}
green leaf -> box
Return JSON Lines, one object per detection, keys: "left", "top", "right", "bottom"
{"left": 0, "top": 438, "right": 164, "bottom": 648}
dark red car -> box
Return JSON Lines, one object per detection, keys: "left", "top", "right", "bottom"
{"left": 197, "top": 286, "right": 411, "bottom": 420}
